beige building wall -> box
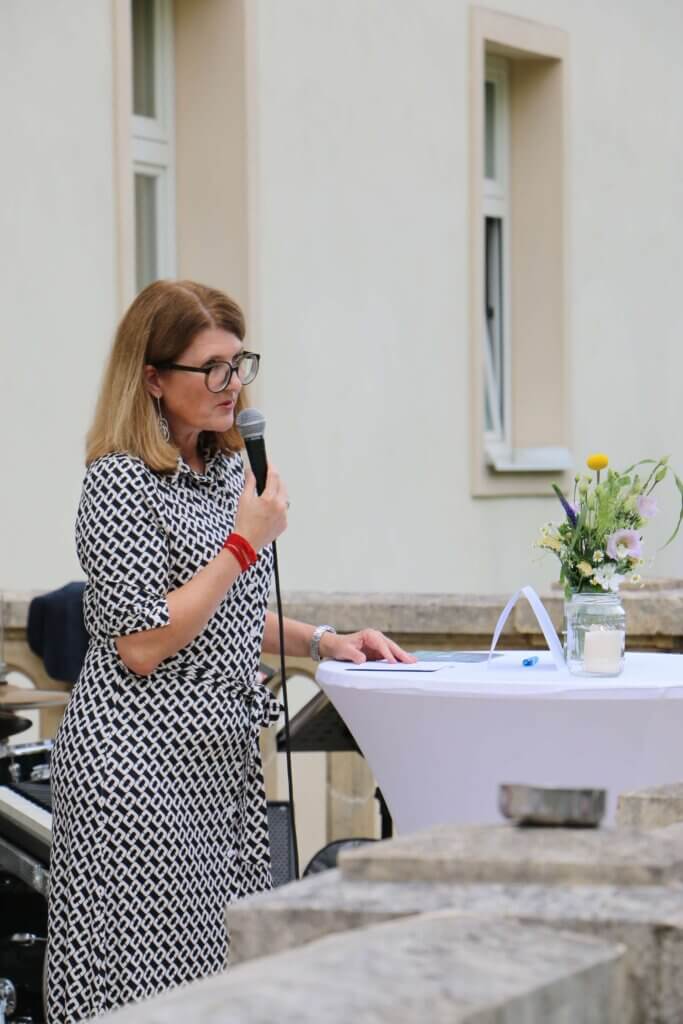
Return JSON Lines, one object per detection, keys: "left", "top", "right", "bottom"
{"left": 1, "top": 0, "right": 119, "bottom": 591}
{"left": 248, "top": 0, "right": 683, "bottom": 594}
{"left": 2, "top": 0, "right": 683, "bottom": 598}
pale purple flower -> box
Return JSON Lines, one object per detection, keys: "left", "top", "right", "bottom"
{"left": 606, "top": 529, "right": 642, "bottom": 562}
{"left": 636, "top": 495, "right": 658, "bottom": 519}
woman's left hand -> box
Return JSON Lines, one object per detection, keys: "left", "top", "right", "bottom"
{"left": 320, "top": 629, "right": 417, "bottom": 665}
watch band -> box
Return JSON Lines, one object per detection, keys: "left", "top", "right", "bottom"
{"left": 310, "top": 624, "right": 337, "bottom": 662}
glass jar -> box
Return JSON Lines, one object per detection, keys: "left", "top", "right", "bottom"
{"left": 565, "top": 593, "right": 626, "bottom": 677}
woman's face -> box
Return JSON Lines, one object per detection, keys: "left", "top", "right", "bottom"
{"left": 146, "top": 327, "right": 244, "bottom": 439}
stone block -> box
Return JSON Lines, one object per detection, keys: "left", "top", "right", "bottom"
{"left": 227, "top": 868, "right": 683, "bottom": 1022}
{"left": 617, "top": 783, "right": 683, "bottom": 830}
{"left": 338, "top": 822, "right": 683, "bottom": 886}
{"left": 91, "top": 912, "right": 625, "bottom": 1023}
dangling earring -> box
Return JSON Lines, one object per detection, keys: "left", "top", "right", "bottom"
{"left": 156, "top": 396, "right": 170, "bottom": 443}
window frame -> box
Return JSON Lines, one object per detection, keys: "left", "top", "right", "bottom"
{"left": 131, "top": 0, "right": 176, "bottom": 290}
{"left": 469, "top": 9, "right": 571, "bottom": 496}
{"left": 482, "top": 56, "right": 513, "bottom": 460}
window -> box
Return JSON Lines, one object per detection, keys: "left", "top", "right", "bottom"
{"left": 131, "top": 0, "right": 176, "bottom": 293}
{"left": 469, "top": 9, "right": 571, "bottom": 496}
{"left": 483, "top": 57, "right": 511, "bottom": 457}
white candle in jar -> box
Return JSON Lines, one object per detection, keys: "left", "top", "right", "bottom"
{"left": 583, "top": 627, "right": 624, "bottom": 674}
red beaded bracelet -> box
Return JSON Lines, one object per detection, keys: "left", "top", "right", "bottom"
{"left": 223, "top": 532, "right": 258, "bottom": 572}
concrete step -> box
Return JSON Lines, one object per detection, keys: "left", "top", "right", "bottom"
{"left": 91, "top": 912, "right": 625, "bottom": 1024}
{"left": 338, "top": 821, "right": 683, "bottom": 886}
{"left": 227, "top": 860, "right": 683, "bottom": 1021}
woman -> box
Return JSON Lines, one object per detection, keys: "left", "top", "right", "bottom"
{"left": 46, "top": 280, "right": 413, "bottom": 1023}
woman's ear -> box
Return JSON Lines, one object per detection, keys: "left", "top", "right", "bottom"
{"left": 143, "top": 364, "right": 163, "bottom": 398}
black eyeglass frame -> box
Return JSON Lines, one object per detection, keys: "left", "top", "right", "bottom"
{"left": 153, "top": 351, "right": 261, "bottom": 392}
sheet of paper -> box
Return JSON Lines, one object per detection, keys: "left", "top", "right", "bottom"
{"left": 344, "top": 661, "right": 446, "bottom": 673}
{"left": 488, "top": 585, "right": 567, "bottom": 673}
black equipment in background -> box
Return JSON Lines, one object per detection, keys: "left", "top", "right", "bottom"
{"left": 266, "top": 801, "right": 297, "bottom": 887}
{"left": 0, "top": 714, "right": 32, "bottom": 743}
{"left": 276, "top": 691, "right": 359, "bottom": 754}
{"left": 0, "top": 741, "right": 52, "bottom": 1024}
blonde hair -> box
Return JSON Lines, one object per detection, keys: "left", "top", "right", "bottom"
{"left": 86, "top": 280, "right": 249, "bottom": 471}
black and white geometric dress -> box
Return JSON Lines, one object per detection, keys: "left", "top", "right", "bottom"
{"left": 47, "top": 446, "right": 279, "bottom": 1024}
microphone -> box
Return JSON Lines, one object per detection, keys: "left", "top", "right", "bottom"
{"left": 236, "top": 408, "right": 268, "bottom": 495}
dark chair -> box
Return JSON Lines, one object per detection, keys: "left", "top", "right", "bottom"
{"left": 27, "top": 583, "right": 89, "bottom": 684}
{"left": 303, "top": 837, "right": 378, "bottom": 877}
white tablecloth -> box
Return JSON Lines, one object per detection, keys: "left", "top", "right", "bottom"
{"left": 316, "top": 652, "right": 683, "bottom": 834}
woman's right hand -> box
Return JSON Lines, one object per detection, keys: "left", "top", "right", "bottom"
{"left": 233, "top": 466, "right": 289, "bottom": 551}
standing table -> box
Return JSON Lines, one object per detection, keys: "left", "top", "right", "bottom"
{"left": 316, "top": 652, "right": 683, "bottom": 834}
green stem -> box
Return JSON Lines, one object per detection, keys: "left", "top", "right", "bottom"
{"left": 642, "top": 461, "right": 662, "bottom": 493}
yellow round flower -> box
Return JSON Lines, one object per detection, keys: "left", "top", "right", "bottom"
{"left": 587, "top": 453, "right": 609, "bottom": 471}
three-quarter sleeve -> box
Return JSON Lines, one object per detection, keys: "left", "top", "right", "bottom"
{"left": 76, "top": 455, "right": 171, "bottom": 638}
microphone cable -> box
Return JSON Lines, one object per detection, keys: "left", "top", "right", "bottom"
{"left": 270, "top": 540, "right": 300, "bottom": 880}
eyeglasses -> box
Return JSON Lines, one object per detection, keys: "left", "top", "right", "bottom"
{"left": 154, "top": 351, "right": 260, "bottom": 393}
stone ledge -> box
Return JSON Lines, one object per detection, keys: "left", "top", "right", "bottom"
{"left": 617, "top": 783, "right": 683, "bottom": 830}
{"left": 338, "top": 822, "right": 683, "bottom": 887}
{"left": 6, "top": 581, "right": 683, "bottom": 641}
{"left": 515, "top": 583, "right": 683, "bottom": 638}
{"left": 91, "top": 912, "right": 625, "bottom": 1024}
{"left": 229, "top": 870, "right": 683, "bottom": 960}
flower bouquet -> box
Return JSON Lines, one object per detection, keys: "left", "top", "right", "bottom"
{"left": 537, "top": 454, "right": 683, "bottom": 676}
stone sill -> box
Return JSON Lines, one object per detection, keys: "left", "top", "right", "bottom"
{"left": 5, "top": 579, "right": 683, "bottom": 641}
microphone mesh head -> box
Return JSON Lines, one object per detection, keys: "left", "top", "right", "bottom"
{"left": 236, "top": 407, "right": 266, "bottom": 440}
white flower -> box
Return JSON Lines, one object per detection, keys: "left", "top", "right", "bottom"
{"left": 593, "top": 550, "right": 604, "bottom": 563}
{"left": 592, "top": 564, "right": 625, "bottom": 593}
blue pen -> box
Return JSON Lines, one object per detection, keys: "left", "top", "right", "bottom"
{"left": 522, "top": 656, "right": 539, "bottom": 667}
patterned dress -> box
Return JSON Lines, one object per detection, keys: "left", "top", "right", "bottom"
{"left": 47, "top": 447, "right": 279, "bottom": 1024}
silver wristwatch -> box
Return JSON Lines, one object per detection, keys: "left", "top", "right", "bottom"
{"left": 310, "top": 624, "right": 337, "bottom": 662}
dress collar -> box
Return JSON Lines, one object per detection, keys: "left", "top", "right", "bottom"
{"left": 168, "top": 443, "right": 221, "bottom": 484}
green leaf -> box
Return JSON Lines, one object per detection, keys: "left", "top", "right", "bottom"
{"left": 662, "top": 472, "right": 683, "bottom": 548}
{"left": 622, "top": 458, "right": 659, "bottom": 474}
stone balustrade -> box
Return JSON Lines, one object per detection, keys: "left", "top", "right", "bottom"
{"left": 226, "top": 812, "right": 683, "bottom": 1022}
{"left": 274, "top": 579, "right": 683, "bottom": 652}
{"left": 6, "top": 584, "right": 683, "bottom": 1022}
{"left": 85, "top": 776, "right": 683, "bottom": 1023}
{"left": 4, "top": 581, "right": 683, "bottom": 846}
